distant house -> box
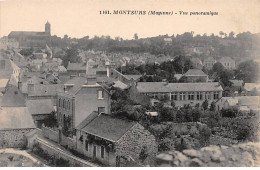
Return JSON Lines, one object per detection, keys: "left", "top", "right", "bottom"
{"left": 57, "top": 76, "right": 111, "bottom": 137}
{"left": 75, "top": 113, "right": 157, "bottom": 166}
{"left": 190, "top": 57, "right": 203, "bottom": 69}
{"left": 111, "top": 68, "right": 141, "bottom": 85}
{"left": 27, "top": 83, "right": 64, "bottom": 106}
{"left": 67, "top": 62, "right": 86, "bottom": 76}
{"left": 219, "top": 57, "right": 236, "bottom": 70}
{"left": 0, "top": 85, "right": 35, "bottom": 148}
{"left": 244, "top": 83, "right": 260, "bottom": 96}
{"left": 216, "top": 96, "right": 260, "bottom": 112}
{"left": 163, "top": 38, "right": 172, "bottom": 45}
{"left": 183, "top": 69, "right": 208, "bottom": 82}
{"left": 130, "top": 82, "right": 223, "bottom": 107}
{"left": 203, "top": 57, "right": 216, "bottom": 69}
{"left": 0, "top": 37, "right": 19, "bottom": 50}
{"left": 229, "top": 80, "right": 244, "bottom": 94}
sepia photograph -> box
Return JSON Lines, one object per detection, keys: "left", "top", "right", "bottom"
{"left": 0, "top": 0, "right": 260, "bottom": 167}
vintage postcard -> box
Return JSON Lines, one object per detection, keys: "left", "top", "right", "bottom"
{"left": 0, "top": 0, "right": 259, "bottom": 167}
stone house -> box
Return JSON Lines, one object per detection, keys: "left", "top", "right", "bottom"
{"left": 130, "top": 82, "right": 223, "bottom": 107}
{"left": 57, "top": 76, "right": 111, "bottom": 137}
{"left": 0, "top": 85, "right": 35, "bottom": 148}
{"left": 75, "top": 113, "right": 157, "bottom": 166}
{"left": 183, "top": 69, "right": 208, "bottom": 82}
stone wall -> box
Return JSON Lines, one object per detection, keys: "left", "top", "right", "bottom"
{"left": 115, "top": 123, "right": 158, "bottom": 166}
{"left": 35, "top": 137, "right": 97, "bottom": 167}
{"left": 0, "top": 128, "right": 34, "bottom": 148}
{"left": 155, "top": 142, "right": 260, "bottom": 167}
{"left": 42, "top": 125, "right": 59, "bottom": 143}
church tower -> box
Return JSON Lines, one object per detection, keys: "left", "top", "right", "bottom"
{"left": 45, "top": 21, "right": 51, "bottom": 35}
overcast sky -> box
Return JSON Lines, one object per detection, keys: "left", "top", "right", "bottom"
{"left": 1, "top": 0, "right": 260, "bottom": 39}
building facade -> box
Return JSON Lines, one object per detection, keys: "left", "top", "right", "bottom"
{"left": 131, "top": 82, "right": 223, "bottom": 107}
{"left": 8, "top": 22, "right": 51, "bottom": 48}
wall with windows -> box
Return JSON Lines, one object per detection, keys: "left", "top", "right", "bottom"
{"left": 75, "top": 131, "right": 116, "bottom": 166}
{"left": 74, "top": 86, "right": 111, "bottom": 127}
{"left": 57, "top": 95, "right": 74, "bottom": 132}
{"left": 143, "top": 90, "right": 222, "bottom": 107}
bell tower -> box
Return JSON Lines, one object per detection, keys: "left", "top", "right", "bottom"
{"left": 45, "top": 21, "right": 51, "bottom": 35}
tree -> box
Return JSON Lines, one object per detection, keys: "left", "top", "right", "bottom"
{"left": 219, "top": 31, "right": 224, "bottom": 38}
{"left": 212, "top": 62, "right": 224, "bottom": 75}
{"left": 199, "top": 126, "right": 211, "bottom": 147}
{"left": 202, "top": 100, "right": 208, "bottom": 111}
{"left": 210, "top": 101, "right": 216, "bottom": 111}
{"left": 235, "top": 60, "right": 260, "bottom": 83}
{"left": 192, "top": 109, "right": 201, "bottom": 122}
{"left": 62, "top": 48, "right": 81, "bottom": 68}
{"left": 228, "top": 31, "right": 235, "bottom": 39}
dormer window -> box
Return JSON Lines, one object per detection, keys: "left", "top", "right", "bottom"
{"left": 98, "top": 90, "right": 104, "bottom": 99}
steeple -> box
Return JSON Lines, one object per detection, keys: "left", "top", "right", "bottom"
{"left": 45, "top": 21, "right": 51, "bottom": 35}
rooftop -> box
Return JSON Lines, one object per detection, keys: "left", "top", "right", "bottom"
{"left": 26, "top": 99, "right": 54, "bottom": 115}
{"left": 184, "top": 69, "right": 207, "bottom": 76}
{"left": 78, "top": 114, "right": 137, "bottom": 142}
{"left": 0, "top": 107, "right": 35, "bottom": 130}
{"left": 136, "top": 82, "right": 223, "bottom": 93}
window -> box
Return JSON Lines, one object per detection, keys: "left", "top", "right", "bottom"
{"left": 85, "top": 141, "right": 89, "bottom": 151}
{"left": 63, "top": 99, "right": 66, "bottom": 109}
{"left": 171, "top": 93, "right": 177, "bottom": 100}
{"left": 98, "top": 90, "right": 104, "bottom": 99}
{"left": 67, "top": 100, "right": 70, "bottom": 110}
{"left": 188, "top": 92, "right": 194, "bottom": 100}
{"left": 205, "top": 92, "right": 211, "bottom": 100}
{"left": 101, "top": 146, "right": 105, "bottom": 159}
{"left": 98, "top": 107, "right": 105, "bottom": 114}
{"left": 197, "top": 92, "right": 202, "bottom": 100}
{"left": 59, "top": 99, "right": 61, "bottom": 107}
{"left": 214, "top": 92, "right": 219, "bottom": 99}
{"left": 180, "top": 92, "right": 185, "bottom": 101}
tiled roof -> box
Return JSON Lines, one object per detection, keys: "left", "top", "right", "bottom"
{"left": 184, "top": 69, "right": 207, "bottom": 76}
{"left": 219, "top": 57, "right": 235, "bottom": 63}
{"left": 26, "top": 99, "right": 54, "bottom": 115}
{"left": 136, "top": 82, "right": 223, "bottom": 93}
{"left": 79, "top": 114, "right": 137, "bottom": 142}
{"left": 28, "top": 84, "right": 64, "bottom": 97}
{"left": 124, "top": 75, "right": 142, "bottom": 80}
{"left": 237, "top": 96, "right": 260, "bottom": 106}
{"left": 67, "top": 62, "right": 86, "bottom": 71}
{"left": 0, "top": 58, "right": 20, "bottom": 79}
{"left": 244, "top": 83, "right": 260, "bottom": 91}
{"left": 0, "top": 85, "right": 26, "bottom": 107}
{"left": 204, "top": 57, "right": 216, "bottom": 62}
{"left": 64, "top": 76, "right": 86, "bottom": 94}
{"left": 230, "top": 80, "right": 243, "bottom": 87}
{"left": 9, "top": 31, "right": 48, "bottom": 37}
{"left": 0, "top": 107, "right": 35, "bottom": 130}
